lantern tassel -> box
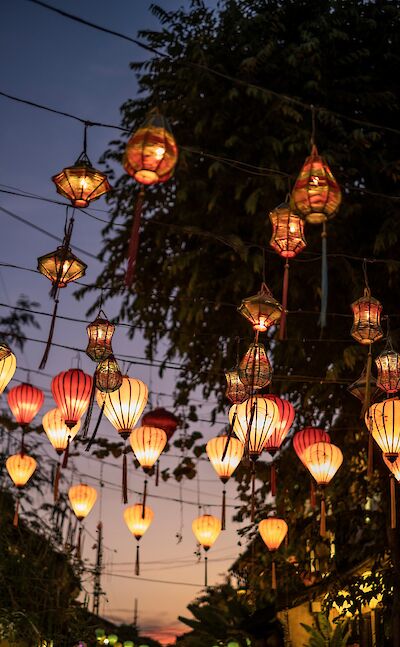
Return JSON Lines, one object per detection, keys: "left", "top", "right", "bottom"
{"left": 390, "top": 475, "right": 396, "bottom": 530}
{"left": 125, "top": 187, "right": 145, "bottom": 288}
{"left": 318, "top": 222, "right": 328, "bottom": 329}
{"left": 251, "top": 465, "right": 256, "bottom": 522}
{"left": 135, "top": 543, "right": 140, "bottom": 576}
{"left": 204, "top": 554, "right": 208, "bottom": 587}
{"left": 53, "top": 462, "right": 61, "bottom": 502}
{"left": 271, "top": 559, "right": 277, "bottom": 591}
{"left": 155, "top": 460, "right": 160, "bottom": 487}
{"left": 279, "top": 260, "right": 290, "bottom": 341}
{"left": 122, "top": 451, "right": 128, "bottom": 504}
{"left": 82, "top": 373, "right": 97, "bottom": 438}
{"left": 86, "top": 400, "right": 105, "bottom": 452}
{"left": 38, "top": 298, "right": 59, "bottom": 370}
{"left": 13, "top": 497, "right": 19, "bottom": 528}
{"left": 221, "top": 488, "right": 226, "bottom": 531}
{"left": 310, "top": 478, "right": 316, "bottom": 510}
{"left": 62, "top": 435, "right": 71, "bottom": 469}
{"left": 222, "top": 411, "right": 236, "bottom": 462}
{"left": 270, "top": 463, "right": 277, "bottom": 497}
{"left": 142, "top": 479, "right": 148, "bottom": 519}
{"left": 77, "top": 525, "right": 82, "bottom": 559}
{"left": 363, "top": 345, "right": 373, "bottom": 416}
{"left": 320, "top": 493, "right": 326, "bottom": 538}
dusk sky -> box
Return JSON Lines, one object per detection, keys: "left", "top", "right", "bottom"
{"left": 0, "top": 1, "right": 248, "bottom": 643}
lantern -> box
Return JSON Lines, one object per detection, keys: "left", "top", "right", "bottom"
{"left": 375, "top": 348, "right": 400, "bottom": 394}
{"left": 230, "top": 396, "right": 279, "bottom": 460}
{"left": 290, "top": 145, "right": 341, "bottom": 225}
{"left": 52, "top": 368, "right": 93, "bottom": 429}
{"left": 7, "top": 383, "right": 44, "bottom": 426}
{"left": 52, "top": 147, "right": 111, "bottom": 208}
{"left": 259, "top": 517, "right": 288, "bottom": 590}
{"left": 95, "top": 355, "right": 123, "bottom": 393}
{"left": 384, "top": 454, "right": 400, "bottom": 482}
{"left": 192, "top": 514, "right": 222, "bottom": 585}
{"left": 97, "top": 376, "right": 148, "bottom": 440}
{"left": 366, "top": 398, "right": 400, "bottom": 462}
{"left": 37, "top": 246, "right": 87, "bottom": 287}
{"left": 68, "top": 483, "right": 97, "bottom": 520}
{"left": 351, "top": 291, "right": 383, "bottom": 345}
{"left": 86, "top": 311, "right": 115, "bottom": 362}
{"left": 42, "top": 408, "right": 80, "bottom": 455}
{"left": 0, "top": 344, "right": 16, "bottom": 395}
{"left": 348, "top": 367, "right": 378, "bottom": 403}
{"left": 123, "top": 110, "right": 178, "bottom": 186}
{"left": 142, "top": 407, "right": 179, "bottom": 440}
{"left": 124, "top": 503, "right": 154, "bottom": 576}
{"left": 264, "top": 395, "right": 295, "bottom": 496}
{"left": 239, "top": 343, "right": 272, "bottom": 391}
{"left": 293, "top": 427, "right": 331, "bottom": 466}
{"left": 6, "top": 453, "right": 37, "bottom": 487}
{"left": 130, "top": 426, "right": 167, "bottom": 471}
{"left": 0, "top": 340, "right": 12, "bottom": 361}
{"left": 206, "top": 435, "right": 244, "bottom": 529}
{"left": 238, "top": 283, "right": 282, "bottom": 332}
{"left": 225, "top": 370, "right": 250, "bottom": 404}
{"left": 269, "top": 203, "right": 306, "bottom": 258}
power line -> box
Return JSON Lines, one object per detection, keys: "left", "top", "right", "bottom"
{"left": 98, "top": 570, "right": 202, "bottom": 588}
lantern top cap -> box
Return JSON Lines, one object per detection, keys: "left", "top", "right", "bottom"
{"left": 0, "top": 341, "right": 12, "bottom": 361}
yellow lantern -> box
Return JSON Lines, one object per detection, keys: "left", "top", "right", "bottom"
{"left": 124, "top": 503, "right": 154, "bottom": 576}
{"left": 97, "top": 376, "right": 148, "bottom": 440}
{"left": 206, "top": 436, "right": 244, "bottom": 529}
{"left": 259, "top": 517, "right": 288, "bottom": 591}
{"left": 192, "top": 514, "right": 222, "bottom": 585}
{"left": 6, "top": 453, "right": 36, "bottom": 487}
{"left": 230, "top": 396, "right": 279, "bottom": 460}
{"left": 68, "top": 483, "right": 97, "bottom": 520}
{"left": 238, "top": 343, "right": 272, "bottom": 390}
{"left": 129, "top": 426, "right": 167, "bottom": 471}
{"left": 0, "top": 343, "right": 16, "bottom": 395}
{"left": 366, "top": 398, "right": 400, "bottom": 462}
{"left": 238, "top": 283, "right": 282, "bottom": 332}
{"left": 42, "top": 408, "right": 80, "bottom": 455}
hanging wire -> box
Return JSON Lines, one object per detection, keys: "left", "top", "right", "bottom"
{"left": 362, "top": 258, "right": 371, "bottom": 294}
{"left": 310, "top": 104, "right": 317, "bottom": 148}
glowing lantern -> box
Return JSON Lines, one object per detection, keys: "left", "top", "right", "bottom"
{"left": 86, "top": 311, "right": 115, "bottom": 362}
{"left": 293, "top": 427, "right": 331, "bottom": 466}
{"left": 7, "top": 383, "right": 44, "bottom": 426}
{"left": 225, "top": 370, "right": 250, "bottom": 404}
{"left": 264, "top": 395, "right": 295, "bottom": 496}
{"left": 95, "top": 355, "right": 123, "bottom": 393}
{"left": 230, "top": 396, "right": 279, "bottom": 460}
{"left": 96, "top": 376, "right": 148, "bottom": 440}
{"left": 366, "top": 398, "right": 400, "bottom": 462}
{"left": 238, "top": 283, "right": 282, "bottom": 332}
{"left": 142, "top": 407, "right": 179, "bottom": 440}
{"left": 192, "top": 514, "right": 221, "bottom": 586}
{"left": 6, "top": 453, "right": 37, "bottom": 487}
{"left": 351, "top": 291, "right": 383, "bottom": 345}
{"left": 290, "top": 145, "right": 341, "bottom": 225}
{"left": 124, "top": 503, "right": 154, "bottom": 576}
{"left": 269, "top": 203, "right": 306, "bottom": 258}
{"left": 206, "top": 435, "right": 244, "bottom": 529}
{"left": 130, "top": 426, "right": 167, "bottom": 471}
{"left": 37, "top": 246, "right": 87, "bottom": 287}
{"left": 375, "top": 348, "right": 400, "bottom": 394}
{"left": 259, "top": 517, "right": 288, "bottom": 591}
{"left": 42, "top": 408, "right": 80, "bottom": 455}
{"left": 52, "top": 369, "right": 93, "bottom": 429}
{"left": 68, "top": 483, "right": 97, "bottom": 520}
{"left": 239, "top": 343, "right": 272, "bottom": 390}
{"left": 0, "top": 344, "right": 16, "bottom": 395}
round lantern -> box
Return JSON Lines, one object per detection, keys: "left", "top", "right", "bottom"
{"left": 52, "top": 152, "right": 111, "bottom": 208}
{"left": 42, "top": 408, "right": 80, "bottom": 455}
{"left": 290, "top": 145, "right": 342, "bottom": 224}
{"left": 86, "top": 311, "right": 115, "bottom": 362}
{"left": 351, "top": 290, "right": 383, "bottom": 345}
{"left": 0, "top": 345, "right": 16, "bottom": 395}
{"left": 52, "top": 369, "right": 93, "bottom": 429}
{"left": 95, "top": 355, "right": 123, "bottom": 393}
{"left": 269, "top": 203, "right": 306, "bottom": 258}
{"left": 225, "top": 370, "right": 250, "bottom": 404}
{"left": 239, "top": 343, "right": 272, "bottom": 390}
{"left": 124, "top": 503, "right": 154, "bottom": 576}
{"left": 302, "top": 442, "right": 343, "bottom": 486}
{"left": 206, "top": 435, "right": 244, "bottom": 530}
{"left": 238, "top": 283, "right": 283, "bottom": 332}
{"left": 259, "top": 517, "right": 288, "bottom": 591}
{"left": 141, "top": 407, "right": 179, "bottom": 440}
{"left": 230, "top": 396, "right": 279, "bottom": 460}
{"left": 7, "top": 383, "right": 44, "bottom": 426}
{"left": 375, "top": 349, "right": 400, "bottom": 394}
{"left": 96, "top": 376, "right": 148, "bottom": 440}
{"left": 129, "top": 426, "right": 167, "bottom": 471}
{"left": 68, "top": 483, "right": 97, "bottom": 520}
{"left": 264, "top": 395, "right": 295, "bottom": 455}
{"left": 6, "top": 453, "right": 37, "bottom": 487}
{"left": 293, "top": 427, "right": 331, "bottom": 466}
{"left": 192, "top": 513, "right": 221, "bottom": 586}
{"left": 37, "top": 246, "right": 87, "bottom": 287}
{"left": 366, "top": 398, "right": 400, "bottom": 462}
{"left": 123, "top": 110, "right": 178, "bottom": 186}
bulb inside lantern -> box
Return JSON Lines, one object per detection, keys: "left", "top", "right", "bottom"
{"left": 154, "top": 146, "right": 166, "bottom": 160}
{"left": 255, "top": 316, "right": 267, "bottom": 332}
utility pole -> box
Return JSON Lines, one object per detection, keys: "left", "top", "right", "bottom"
{"left": 93, "top": 521, "right": 103, "bottom": 616}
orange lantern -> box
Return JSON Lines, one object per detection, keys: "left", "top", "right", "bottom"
{"left": 230, "top": 396, "right": 279, "bottom": 460}
{"left": 68, "top": 483, "right": 97, "bottom": 520}
{"left": 239, "top": 343, "right": 272, "bottom": 391}
{"left": 238, "top": 283, "right": 283, "bottom": 332}
{"left": 97, "top": 376, "right": 148, "bottom": 440}
{"left": 351, "top": 290, "right": 383, "bottom": 346}
{"left": 375, "top": 348, "right": 400, "bottom": 394}
{"left": 95, "top": 355, "right": 123, "bottom": 393}
{"left": 259, "top": 517, "right": 288, "bottom": 590}
{"left": 124, "top": 503, "right": 154, "bottom": 575}
{"left": 206, "top": 435, "right": 244, "bottom": 529}
{"left": 7, "top": 383, "right": 44, "bottom": 426}
{"left": 130, "top": 426, "right": 167, "bottom": 471}
{"left": 52, "top": 368, "right": 93, "bottom": 429}
{"left": 290, "top": 145, "right": 341, "bottom": 225}
{"left": 86, "top": 311, "right": 115, "bottom": 362}
{"left": 42, "top": 408, "right": 80, "bottom": 455}
{"left": 6, "top": 453, "right": 37, "bottom": 487}
{"left": 269, "top": 203, "right": 306, "bottom": 258}
{"left": 192, "top": 514, "right": 222, "bottom": 586}
{"left": 0, "top": 343, "right": 16, "bottom": 395}
{"left": 264, "top": 395, "right": 295, "bottom": 496}
{"left": 225, "top": 369, "right": 250, "bottom": 404}
{"left": 366, "top": 398, "right": 400, "bottom": 462}
{"left": 293, "top": 427, "right": 331, "bottom": 467}
{"left": 38, "top": 246, "right": 87, "bottom": 287}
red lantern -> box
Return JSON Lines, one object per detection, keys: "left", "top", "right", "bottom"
{"left": 7, "top": 383, "right": 44, "bottom": 426}
{"left": 264, "top": 396, "right": 295, "bottom": 455}
{"left": 293, "top": 427, "right": 331, "bottom": 466}
{"left": 142, "top": 407, "right": 179, "bottom": 441}
{"left": 52, "top": 368, "right": 93, "bottom": 429}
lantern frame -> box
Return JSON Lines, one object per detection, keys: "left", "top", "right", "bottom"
{"left": 269, "top": 203, "right": 306, "bottom": 258}
{"left": 86, "top": 310, "right": 115, "bottom": 362}
{"left": 375, "top": 348, "right": 400, "bottom": 394}
{"left": 351, "top": 290, "right": 383, "bottom": 345}
{"left": 348, "top": 366, "right": 378, "bottom": 403}
{"left": 238, "top": 283, "right": 283, "bottom": 332}
{"left": 52, "top": 151, "right": 111, "bottom": 208}
{"left": 37, "top": 246, "right": 87, "bottom": 287}
{"left": 95, "top": 355, "right": 123, "bottom": 393}
{"left": 239, "top": 342, "right": 272, "bottom": 391}
{"left": 225, "top": 369, "right": 250, "bottom": 404}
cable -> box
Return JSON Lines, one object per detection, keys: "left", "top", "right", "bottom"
{"left": 97, "top": 570, "right": 201, "bottom": 587}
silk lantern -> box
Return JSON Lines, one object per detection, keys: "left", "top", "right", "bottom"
{"left": 124, "top": 503, "right": 154, "bottom": 575}
{"left": 0, "top": 342, "right": 16, "bottom": 395}
{"left": 206, "top": 435, "right": 244, "bottom": 529}
{"left": 264, "top": 395, "right": 295, "bottom": 495}
{"left": 239, "top": 343, "right": 272, "bottom": 391}
{"left": 95, "top": 356, "right": 123, "bottom": 393}
{"left": 192, "top": 514, "right": 222, "bottom": 586}
{"left": 293, "top": 427, "right": 331, "bottom": 508}
{"left": 225, "top": 370, "right": 249, "bottom": 405}
{"left": 238, "top": 283, "right": 282, "bottom": 333}
{"left": 86, "top": 311, "right": 115, "bottom": 362}
{"left": 68, "top": 483, "right": 97, "bottom": 520}
{"left": 375, "top": 348, "right": 400, "bottom": 394}
{"left": 7, "top": 383, "right": 44, "bottom": 426}
{"left": 38, "top": 246, "right": 87, "bottom": 288}
{"left": 366, "top": 398, "right": 400, "bottom": 463}
{"left": 6, "top": 452, "right": 37, "bottom": 527}
{"left": 259, "top": 517, "right": 288, "bottom": 590}
{"left": 130, "top": 426, "right": 167, "bottom": 516}
{"left": 52, "top": 368, "right": 92, "bottom": 428}
{"left": 42, "top": 408, "right": 80, "bottom": 455}
{"left": 142, "top": 407, "right": 179, "bottom": 440}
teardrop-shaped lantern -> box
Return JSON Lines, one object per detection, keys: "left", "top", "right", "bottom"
{"left": 129, "top": 426, "right": 167, "bottom": 471}
{"left": 383, "top": 454, "right": 400, "bottom": 482}
{"left": 206, "top": 436, "right": 244, "bottom": 483}
{"left": 302, "top": 442, "right": 343, "bottom": 485}
{"left": 142, "top": 407, "right": 179, "bottom": 440}
{"left": 269, "top": 203, "right": 306, "bottom": 258}
{"left": 259, "top": 517, "right": 288, "bottom": 552}
{"left": 293, "top": 427, "right": 331, "bottom": 467}
{"left": 52, "top": 150, "right": 111, "bottom": 208}
{"left": 230, "top": 396, "right": 279, "bottom": 460}
{"left": 264, "top": 395, "right": 295, "bottom": 454}
{"left": 348, "top": 366, "right": 378, "bottom": 403}
{"left": 238, "top": 283, "right": 282, "bottom": 332}
{"left": 192, "top": 514, "right": 221, "bottom": 551}
{"left": 351, "top": 290, "right": 383, "bottom": 345}
{"left": 225, "top": 370, "right": 250, "bottom": 404}
{"left": 7, "top": 383, "right": 44, "bottom": 426}
{"left": 6, "top": 453, "right": 37, "bottom": 487}
{"left": 0, "top": 344, "right": 16, "bottom": 395}
{"left": 95, "top": 355, "right": 123, "bottom": 393}
{"left": 375, "top": 349, "right": 400, "bottom": 394}
{"left": 42, "top": 408, "right": 80, "bottom": 455}
{"left": 290, "top": 145, "right": 341, "bottom": 225}
{"left": 124, "top": 503, "right": 154, "bottom": 540}
{"left": 52, "top": 369, "right": 93, "bottom": 429}
{"left": 68, "top": 483, "right": 97, "bottom": 520}
{"left": 96, "top": 376, "right": 148, "bottom": 440}
{"left": 239, "top": 343, "right": 272, "bottom": 390}
{"left": 37, "top": 246, "right": 87, "bottom": 287}
{"left": 123, "top": 110, "right": 178, "bottom": 186}
{"left": 366, "top": 398, "right": 400, "bottom": 462}
{"left": 86, "top": 311, "right": 115, "bottom": 362}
